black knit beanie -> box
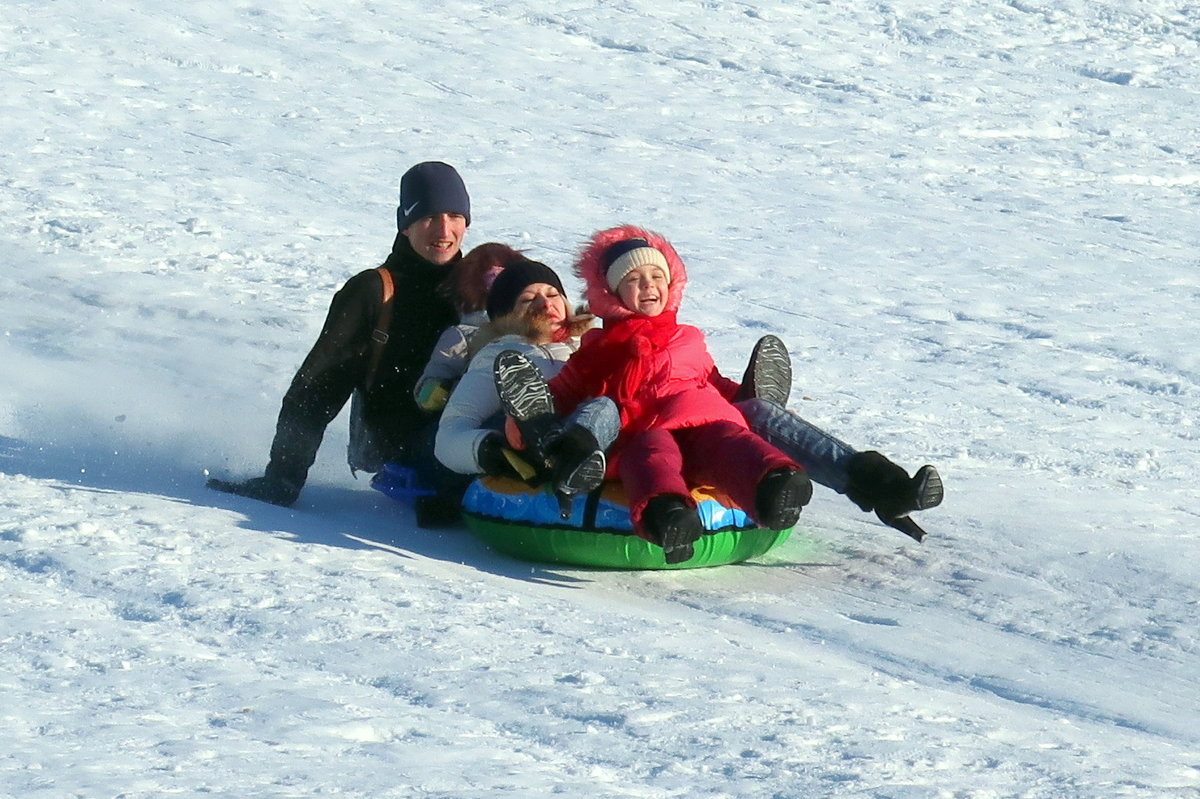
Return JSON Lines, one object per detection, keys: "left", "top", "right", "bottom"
{"left": 397, "top": 161, "right": 471, "bottom": 231}
{"left": 486, "top": 260, "right": 566, "bottom": 320}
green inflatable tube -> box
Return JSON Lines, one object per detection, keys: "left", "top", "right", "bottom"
{"left": 460, "top": 476, "right": 793, "bottom": 570}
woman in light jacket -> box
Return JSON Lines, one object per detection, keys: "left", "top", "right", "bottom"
{"left": 435, "top": 259, "right": 616, "bottom": 486}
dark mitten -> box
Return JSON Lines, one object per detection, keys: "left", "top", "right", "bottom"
{"left": 475, "top": 429, "right": 523, "bottom": 479}
{"left": 207, "top": 474, "right": 301, "bottom": 507}
{"left": 640, "top": 494, "right": 703, "bottom": 564}
{"left": 754, "top": 468, "right": 812, "bottom": 530}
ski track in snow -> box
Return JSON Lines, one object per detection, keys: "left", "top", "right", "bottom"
{"left": 3, "top": 1, "right": 1200, "bottom": 797}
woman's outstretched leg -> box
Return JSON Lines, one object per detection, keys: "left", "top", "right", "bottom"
{"left": 737, "top": 398, "right": 857, "bottom": 492}
{"left": 738, "top": 398, "right": 942, "bottom": 536}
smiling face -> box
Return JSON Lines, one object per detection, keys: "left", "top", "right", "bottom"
{"left": 514, "top": 282, "right": 568, "bottom": 343}
{"left": 402, "top": 212, "right": 468, "bottom": 265}
{"left": 616, "top": 263, "right": 670, "bottom": 317}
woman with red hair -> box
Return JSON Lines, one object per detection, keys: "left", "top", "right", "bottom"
{"left": 413, "top": 242, "right": 527, "bottom": 412}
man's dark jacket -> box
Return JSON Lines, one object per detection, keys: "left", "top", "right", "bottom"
{"left": 264, "top": 233, "right": 458, "bottom": 488}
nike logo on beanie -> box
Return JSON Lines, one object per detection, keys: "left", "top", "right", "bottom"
{"left": 397, "top": 161, "right": 471, "bottom": 231}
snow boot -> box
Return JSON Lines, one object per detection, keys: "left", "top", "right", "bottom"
{"left": 845, "top": 451, "right": 943, "bottom": 542}
{"left": 641, "top": 494, "right": 704, "bottom": 565}
{"left": 754, "top": 468, "right": 812, "bottom": 530}
{"left": 547, "top": 423, "right": 607, "bottom": 498}
{"left": 735, "top": 334, "right": 792, "bottom": 405}
{"left": 493, "top": 349, "right": 563, "bottom": 477}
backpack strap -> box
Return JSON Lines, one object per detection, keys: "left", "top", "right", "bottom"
{"left": 362, "top": 266, "right": 396, "bottom": 389}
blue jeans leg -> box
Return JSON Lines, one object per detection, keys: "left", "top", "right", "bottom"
{"left": 565, "top": 396, "right": 620, "bottom": 451}
{"left": 737, "top": 398, "right": 857, "bottom": 494}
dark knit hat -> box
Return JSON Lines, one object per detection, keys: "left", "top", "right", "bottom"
{"left": 486, "top": 260, "right": 566, "bottom": 320}
{"left": 397, "top": 161, "right": 471, "bottom": 231}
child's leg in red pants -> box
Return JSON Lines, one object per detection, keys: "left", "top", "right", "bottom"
{"left": 618, "top": 428, "right": 693, "bottom": 540}
{"left": 675, "top": 421, "right": 799, "bottom": 523}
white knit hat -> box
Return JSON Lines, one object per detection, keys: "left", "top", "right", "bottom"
{"left": 603, "top": 238, "right": 670, "bottom": 291}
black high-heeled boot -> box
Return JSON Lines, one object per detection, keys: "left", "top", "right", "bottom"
{"left": 846, "top": 451, "right": 943, "bottom": 541}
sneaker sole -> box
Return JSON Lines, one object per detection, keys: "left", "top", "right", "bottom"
{"left": 749, "top": 335, "right": 792, "bottom": 406}
{"left": 913, "top": 465, "right": 943, "bottom": 511}
{"left": 493, "top": 350, "right": 555, "bottom": 423}
{"left": 758, "top": 471, "right": 813, "bottom": 530}
{"left": 558, "top": 450, "right": 606, "bottom": 496}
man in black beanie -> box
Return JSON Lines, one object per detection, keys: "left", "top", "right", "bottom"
{"left": 209, "top": 161, "right": 472, "bottom": 509}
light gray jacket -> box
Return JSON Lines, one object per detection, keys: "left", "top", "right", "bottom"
{"left": 434, "top": 333, "right": 580, "bottom": 475}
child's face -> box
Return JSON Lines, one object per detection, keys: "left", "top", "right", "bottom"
{"left": 616, "top": 264, "right": 670, "bottom": 317}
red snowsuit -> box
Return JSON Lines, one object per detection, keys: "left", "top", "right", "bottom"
{"left": 549, "top": 225, "right": 799, "bottom": 538}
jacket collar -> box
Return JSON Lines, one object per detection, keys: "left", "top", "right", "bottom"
{"left": 387, "top": 232, "right": 461, "bottom": 282}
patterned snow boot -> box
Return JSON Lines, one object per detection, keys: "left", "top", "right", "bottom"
{"left": 735, "top": 334, "right": 792, "bottom": 406}
{"left": 493, "top": 349, "right": 563, "bottom": 477}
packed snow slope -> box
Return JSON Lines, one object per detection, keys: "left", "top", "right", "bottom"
{"left": 3, "top": 2, "right": 1199, "bottom": 797}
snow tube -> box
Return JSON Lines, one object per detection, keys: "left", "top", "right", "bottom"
{"left": 459, "top": 475, "right": 793, "bottom": 570}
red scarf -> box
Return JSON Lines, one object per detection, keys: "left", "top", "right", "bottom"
{"left": 574, "top": 312, "right": 679, "bottom": 425}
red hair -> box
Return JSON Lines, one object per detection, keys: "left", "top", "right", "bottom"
{"left": 440, "top": 242, "right": 528, "bottom": 314}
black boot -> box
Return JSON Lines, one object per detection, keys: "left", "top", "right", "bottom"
{"left": 493, "top": 349, "right": 563, "bottom": 476}
{"left": 641, "top": 495, "right": 704, "bottom": 564}
{"left": 546, "top": 424, "right": 606, "bottom": 497}
{"left": 846, "top": 451, "right": 943, "bottom": 528}
{"left": 207, "top": 474, "right": 301, "bottom": 507}
{"left": 735, "top": 334, "right": 792, "bottom": 405}
{"left": 754, "top": 468, "right": 812, "bottom": 530}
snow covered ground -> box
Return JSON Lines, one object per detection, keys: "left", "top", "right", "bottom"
{"left": 3, "top": 1, "right": 1199, "bottom": 796}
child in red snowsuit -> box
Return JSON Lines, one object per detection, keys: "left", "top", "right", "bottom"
{"left": 548, "top": 225, "right": 812, "bottom": 562}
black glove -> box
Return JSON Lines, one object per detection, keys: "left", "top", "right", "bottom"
{"left": 476, "top": 432, "right": 530, "bottom": 482}
{"left": 207, "top": 474, "right": 301, "bottom": 507}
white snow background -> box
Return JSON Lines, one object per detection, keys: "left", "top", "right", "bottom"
{"left": 2, "top": 2, "right": 1199, "bottom": 796}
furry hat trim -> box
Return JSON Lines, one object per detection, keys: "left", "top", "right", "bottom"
{"left": 575, "top": 225, "right": 687, "bottom": 321}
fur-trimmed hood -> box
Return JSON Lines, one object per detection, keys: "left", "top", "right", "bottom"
{"left": 575, "top": 225, "right": 688, "bottom": 322}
